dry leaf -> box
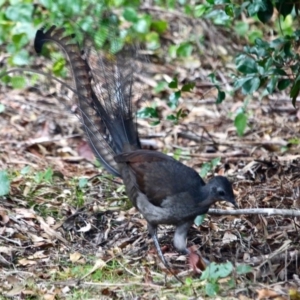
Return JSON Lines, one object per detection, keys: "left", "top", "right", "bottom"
{"left": 222, "top": 231, "right": 237, "bottom": 244}
{"left": 0, "top": 209, "right": 10, "bottom": 224}
{"left": 36, "top": 216, "right": 68, "bottom": 245}
{"left": 18, "top": 258, "right": 37, "bottom": 266}
{"left": 77, "top": 222, "right": 92, "bottom": 232}
{"left": 81, "top": 258, "right": 106, "bottom": 280}
{"left": 256, "top": 289, "right": 286, "bottom": 300}
{"left": 14, "top": 208, "right": 36, "bottom": 219}
{"left": 70, "top": 252, "right": 82, "bottom": 263}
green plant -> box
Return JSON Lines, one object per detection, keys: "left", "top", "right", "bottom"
{"left": 234, "top": 31, "right": 300, "bottom": 106}
{"left": 34, "top": 167, "right": 54, "bottom": 184}
{"left": 199, "top": 157, "right": 221, "bottom": 178}
{"left": 200, "top": 262, "right": 252, "bottom": 297}
{"left": 200, "top": 261, "right": 233, "bottom": 296}
{"left": 137, "top": 76, "right": 194, "bottom": 125}
{"left": 0, "top": 170, "right": 10, "bottom": 196}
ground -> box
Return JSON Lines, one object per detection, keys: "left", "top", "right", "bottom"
{"left": 0, "top": 17, "right": 300, "bottom": 300}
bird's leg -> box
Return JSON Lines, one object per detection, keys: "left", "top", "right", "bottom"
{"left": 147, "top": 222, "right": 183, "bottom": 284}
{"left": 173, "top": 221, "right": 194, "bottom": 254}
{"left": 175, "top": 221, "right": 210, "bottom": 273}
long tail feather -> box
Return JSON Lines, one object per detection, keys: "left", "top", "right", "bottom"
{"left": 34, "top": 25, "right": 141, "bottom": 176}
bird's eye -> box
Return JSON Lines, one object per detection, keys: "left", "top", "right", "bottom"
{"left": 218, "top": 190, "right": 225, "bottom": 196}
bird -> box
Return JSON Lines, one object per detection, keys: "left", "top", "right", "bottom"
{"left": 34, "top": 25, "right": 237, "bottom": 276}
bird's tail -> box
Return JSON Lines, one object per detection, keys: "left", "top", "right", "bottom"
{"left": 34, "top": 25, "right": 141, "bottom": 177}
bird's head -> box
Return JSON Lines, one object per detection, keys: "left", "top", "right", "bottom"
{"left": 206, "top": 176, "right": 237, "bottom": 208}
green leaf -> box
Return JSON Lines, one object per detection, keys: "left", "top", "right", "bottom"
{"left": 290, "top": 79, "right": 300, "bottom": 107}
{"left": 155, "top": 81, "right": 168, "bottom": 93}
{"left": 137, "top": 107, "right": 159, "bottom": 119}
{"left": 151, "top": 20, "right": 168, "bottom": 34}
{"left": 11, "top": 76, "right": 26, "bottom": 89}
{"left": 0, "top": 171, "right": 10, "bottom": 196}
{"left": 272, "top": 68, "right": 287, "bottom": 76}
{"left": 79, "top": 15, "right": 94, "bottom": 31}
{"left": 234, "top": 21, "right": 249, "bottom": 36}
{"left": 269, "top": 37, "right": 287, "bottom": 48}
{"left": 216, "top": 261, "right": 233, "bottom": 278}
{"left": 216, "top": 89, "right": 225, "bottom": 104}
{"left": 35, "top": 172, "right": 43, "bottom": 183}
{"left": 123, "top": 7, "right": 138, "bottom": 22}
{"left": 277, "top": 79, "right": 290, "bottom": 91}
{"left": 275, "top": 0, "right": 294, "bottom": 18}
{"left": 166, "top": 0, "right": 176, "bottom": 9}
{"left": 181, "top": 82, "right": 195, "bottom": 92}
{"left": 208, "top": 73, "right": 217, "bottom": 84}
{"left": 201, "top": 261, "right": 233, "bottom": 282}
{"left": 257, "top": 0, "right": 274, "bottom": 23}
{"left": 133, "top": 15, "right": 151, "bottom": 34}
{"left": 176, "top": 108, "right": 187, "bottom": 119}
{"left": 110, "top": 38, "right": 124, "bottom": 54}
{"left": 234, "top": 112, "right": 247, "bottom": 136}
{"left": 184, "top": 4, "right": 193, "bottom": 15}
{"left": 225, "top": 4, "right": 234, "bottom": 17}
{"left": 168, "top": 78, "right": 178, "bottom": 89}
{"left": 44, "top": 168, "right": 53, "bottom": 183}
{"left": 150, "top": 120, "right": 160, "bottom": 126}
{"left": 168, "top": 91, "right": 181, "bottom": 109}
{"left": 266, "top": 76, "right": 278, "bottom": 94}
{"left": 194, "top": 4, "right": 210, "bottom": 17}
{"left": 168, "top": 45, "right": 177, "bottom": 58}
{"left": 21, "top": 166, "right": 31, "bottom": 175}
{"left": 205, "top": 282, "right": 219, "bottom": 297}
{"left": 5, "top": 3, "right": 34, "bottom": 22}
{"left": 53, "top": 58, "right": 66, "bottom": 77}
{"left": 177, "top": 42, "right": 193, "bottom": 57}
{"left": 12, "top": 49, "right": 29, "bottom": 66}
{"left": 145, "top": 31, "right": 160, "bottom": 50}
{"left": 234, "top": 77, "right": 251, "bottom": 90}
{"left": 94, "top": 27, "right": 109, "bottom": 48}
{"left": 166, "top": 114, "right": 177, "bottom": 121}
{"left": 288, "top": 138, "right": 300, "bottom": 145}
{"left": 236, "top": 264, "right": 252, "bottom": 275}
{"left": 211, "top": 157, "right": 221, "bottom": 168}
{"left": 241, "top": 77, "right": 261, "bottom": 94}
{"left": 236, "top": 56, "right": 258, "bottom": 74}
{"left": 194, "top": 214, "right": 206, "bottom": 226}
{"left": 247, "top": 2, "right": 261, "bottom": 16}
{"left": 200, "top": 162, "right": 211, "bottom": 178}
{"left": 79, "top": 178, "right": 88, "bottom": 189}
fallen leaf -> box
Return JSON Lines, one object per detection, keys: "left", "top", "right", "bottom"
{"left": 81, "top": 259, "right": 106, "bottom": 280}
{"left": 222, "top": 231, "right": 237, "bottom": 244}
{"left": 70, "top": 252, "right": 82, "bottom": 263}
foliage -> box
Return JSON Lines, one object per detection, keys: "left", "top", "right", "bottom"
{"left": 0, "top": 170, "right": 10, "bottom": 196}
{"left": 234, "top": 32, "right": 300, "bottom": 107}
{"left": 137, "top": 77, "right": 194, "bottom": 125}
{"left": 34, "top": 167, "right": 54, "bottom": 184}
{"left": 199, "top": 157, "right": 221, "bottom": 178}
{"left": 200, "top": 261, "right": 252, "bottom": 297}
{"left": 1, "top": 0, "right": 299, "bottom": 135}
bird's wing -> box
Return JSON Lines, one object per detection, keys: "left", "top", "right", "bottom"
{"left": 115, "top": 150, "right": 205, "bottom": 206}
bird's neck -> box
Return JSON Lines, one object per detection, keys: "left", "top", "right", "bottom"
{"left": 197, "top": 184, "right": 217, "bottom": 207}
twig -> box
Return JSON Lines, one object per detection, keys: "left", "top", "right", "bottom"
{"left": 209, "top": 208, "right": 300, "bottom": 218}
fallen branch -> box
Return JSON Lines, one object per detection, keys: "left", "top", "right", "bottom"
{"left": 208, "top": 208, "right": 300, "bottom": 217}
